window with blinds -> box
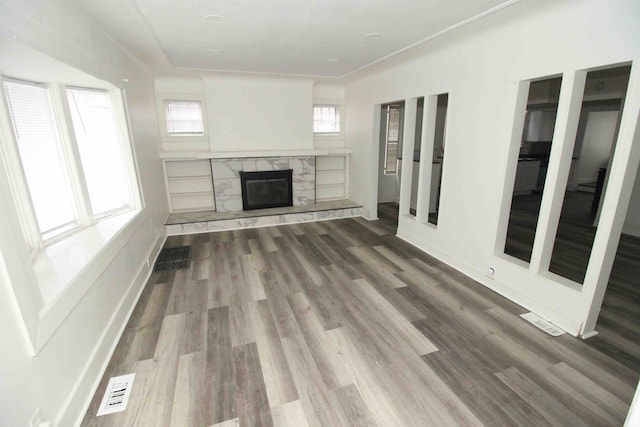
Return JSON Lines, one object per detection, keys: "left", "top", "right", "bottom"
{"left": 313, "top": 105, "right": 340, "bottom": 133}
{"left": 4, "top": 80, "right": 78, "bottom": 237}
{"left": 67, "top": 87, "right": 132, "bottom": 217}
{"left": 165, "top": 100, "right": 205, "bottom": 135}
{"left": 1, "top": 78, "right": 139, "bottom": 246}
{"left": 384, "top": 104, "right": 403, "bottom": 175}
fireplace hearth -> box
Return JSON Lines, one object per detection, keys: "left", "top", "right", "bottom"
{"left": 239, "top": 169, "right": 293, "bottom": 210}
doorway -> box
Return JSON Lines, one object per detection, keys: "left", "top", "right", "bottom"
{"left": 377, "top": 102, "right": 404, "bottom": 228}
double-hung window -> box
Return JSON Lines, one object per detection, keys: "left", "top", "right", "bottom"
{"left": 383, "top": 104, "right": 402, "bottom": 175}
{"left": 313, "top": 105, "right": 340, "bottom": 134}
{"left": 2, "top": 78, "right": 138, "bottom": 247}
{"left": 165, "top": 100, "right": 205, "bottom": 135}
{"left": 4, "top": 80, "right": 78, "bottom": 240}
{"left": 67, "top": 87, "right": 132, "bottom": 217}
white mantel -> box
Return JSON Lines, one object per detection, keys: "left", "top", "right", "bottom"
{"left": 159, "top": 148, "right": 352, "bottom": 160}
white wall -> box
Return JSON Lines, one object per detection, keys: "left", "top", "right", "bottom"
{"left": 345, "top": 0, "right": 640, "bottom": 335}
{"left": 623, "top": 161, "right": 640, "bottom": 237}
{"left": 573, "top": 111, "right": 619, "bottom": 185}
{"left": 0, "top": 1, "right": 166, "bottom": 426}
{"left": 204, "top": 75, "right": 314, "bottom": 152}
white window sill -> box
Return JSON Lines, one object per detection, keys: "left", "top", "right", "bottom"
{"left": 29, "top": 209, "right": 148, "bottom": 352}
{"left": 33, "top": 210, "right": 142, "bottom": 306}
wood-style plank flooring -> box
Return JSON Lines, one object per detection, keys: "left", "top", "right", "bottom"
{"left": 504, "top": 192, "right": 640, "bottom": 372}
{"left": 81, "top": 212, "right": 638, "bottom": 426}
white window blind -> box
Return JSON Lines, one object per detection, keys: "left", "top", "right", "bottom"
{"left": 384, "top": 105, "right": 401, "bottom": 175}
{"left": 165, "top": 100, "right": 204, "bottom": 135}
{"left": 67, "top": 88, "right": 131, "bottom": 216}
{"left": 313, "top": 105, "right": 340, "bottom": 133}
{"left": 4, "top": 80, "right": 77, "bottom": 235}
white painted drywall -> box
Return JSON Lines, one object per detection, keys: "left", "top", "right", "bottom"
{"left": 573, "top": 111, "right": 619, "bottom": 186}
{"left": 625, "top": 381, "right": 640, "bottom": 427}
{"left": 204, "top": 75, "right": 314, "bottom": 152}
{"left": 622, "top": 161, "right": 640, "bottom": 237}
{"left": 345, "top": 0, "right": 640, "bottom": 336}
{"left": 0, "top": 2, "right": 167, "bottom": 427}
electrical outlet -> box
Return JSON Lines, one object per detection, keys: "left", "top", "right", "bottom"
{"left": 29, "top": 408, "right": 42, "bottom": 427}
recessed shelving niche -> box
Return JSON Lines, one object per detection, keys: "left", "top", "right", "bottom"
{"left": 164, "top": 160, "right": 215, "bottom": 212}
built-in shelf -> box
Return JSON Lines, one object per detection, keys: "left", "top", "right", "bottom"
{"left": 316, "top": 155, "right": 348, "bottom": 202}
{"left": 160, "top": 148, "right": 352, "bottom": 160}
{"left": 163, "top": 152, "right": 350, "bottom": 214}
{"left": 165, "top": 199, "right": 363, "bottom": 235}
{"left": 164, "top": 159, "right": 215, "bottom": 213}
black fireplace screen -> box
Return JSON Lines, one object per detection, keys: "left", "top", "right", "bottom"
{"left": 239, "top": 169, "right": 293, "bottom": 210}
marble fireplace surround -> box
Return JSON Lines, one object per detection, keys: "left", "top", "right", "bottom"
{"left": 212, "top": 156, "right": 315, "bottom": 213}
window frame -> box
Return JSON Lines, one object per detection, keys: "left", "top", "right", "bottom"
{"left": 383, "top": 104, "right": 403, "bottom": 176}
{"left": 313, "top": 104, "right": 341, "bottom": 135}
{"left": 157, "top": 94, "right": 208, "bottom": 140}
{"left": 66, "top": 85, "right": 138, "bottom": 219}
{"left": 0, "top": 76, "right": 141, "bottom": 251}
{"left": 164, "top": 99, "right": 205, "bottom": 136}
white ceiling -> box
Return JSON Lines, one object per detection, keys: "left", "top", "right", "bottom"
{"left": 74, "top": 0, "right": 517, "bottom": 78}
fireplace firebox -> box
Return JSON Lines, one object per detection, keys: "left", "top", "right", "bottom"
{"left": 239, "top": 169, "right": 293, "bottom": 210}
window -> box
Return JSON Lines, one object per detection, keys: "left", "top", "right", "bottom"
{"left": 503, "top": 76, "right": 563, "bottom": 264}
{"left": 427, "top": 93, "right": 448, "bottom": 226}
{"left": 165, "top": 100, "right": 204, "bottom": 135}
{"left": 1, "top": 78, "right": 138, "bottom": 246}
{"left": 313, "top": 105, "right": 340, "bottom": 133}
{"left": 67, "top": 88, "right": 131, "bottom": 217}
{"left": 383, "top": 104, "right": 403, "bottom": 175}
{"left": 4, "top": 80, "right": 78, "bottom": 238}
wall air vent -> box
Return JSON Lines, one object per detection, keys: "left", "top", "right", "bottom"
{"left": 96, "top": 373, "right": 135, "bottom": 416}
{"left": 520, "top": 312, "right": 565, "bottom": 336}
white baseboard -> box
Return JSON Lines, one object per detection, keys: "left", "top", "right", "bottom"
{"left": 52, "top": 232, "right": 166, "bottom": 427}
{"left": 395, "top": 228, "right": 581, "bottom": 336}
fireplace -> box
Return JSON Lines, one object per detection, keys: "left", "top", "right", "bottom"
{"left": 239, "top": 169, "right": 293, "bottom": 210}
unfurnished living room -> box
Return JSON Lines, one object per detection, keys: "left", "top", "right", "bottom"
{"left": 1, "top": 0, "right": 640, "bottom": 426}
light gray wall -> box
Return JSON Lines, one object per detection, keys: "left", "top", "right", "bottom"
{"left": 0, "top": 1, "right": 167, "bottom": 426}
{"left": 623, "top": 161, "right": 640, "bottom": 237}
{"left": 345, "top": 0, "right": 640, "bottom": 335}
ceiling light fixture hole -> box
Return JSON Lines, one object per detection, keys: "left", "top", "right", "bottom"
{"left": 204, "top": 14, "right": 225, "bottom": 23}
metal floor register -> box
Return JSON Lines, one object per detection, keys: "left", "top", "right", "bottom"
{"left": 153, "top": 246, "right": 191, "bottom": 272}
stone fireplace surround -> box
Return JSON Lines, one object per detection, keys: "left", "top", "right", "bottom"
{"left": 211, "top": 156, "right": 315, "bottom": 213}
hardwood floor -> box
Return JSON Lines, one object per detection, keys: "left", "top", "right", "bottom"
{"left": 81, "top": 213, "right": 638, "bottom": 426}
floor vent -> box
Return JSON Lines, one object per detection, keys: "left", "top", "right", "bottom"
{"left": 96, "top": 374, "right": 135, "bottom": 416}
{"left": 154, "top": 246, "right": 191, "bottom": 272}
{"left": 520, "top": 312, "right": 565, "bottom": 336}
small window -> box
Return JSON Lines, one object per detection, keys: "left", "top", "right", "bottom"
{"left": 313, "top": 105, "right": 340, "bottom": 133}
{"left": 383, "top": 104, "right": 403, "bottom": 175}
{"left": 4, "top": 80, "right": 78, "bottom": 238}
{"left": 165, "top": 100, "right": 204, "bottom": 135}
